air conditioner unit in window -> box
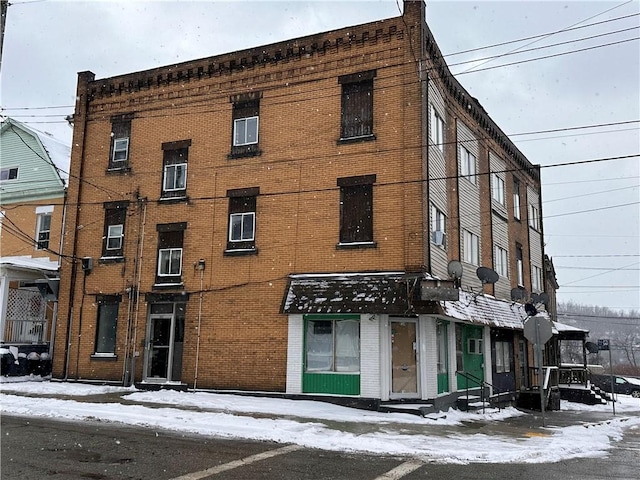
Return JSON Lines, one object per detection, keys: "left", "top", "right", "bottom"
{"left": 432, "top": 230, "right": 446, "bottom": 247}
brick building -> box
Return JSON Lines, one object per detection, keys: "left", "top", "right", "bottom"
{"left": 54, "top": 1, "right": 547, "bottom": 409}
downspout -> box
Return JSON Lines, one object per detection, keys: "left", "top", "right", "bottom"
{"left": 63, "top": 71, "right": 94, "bottom": 380}
{"left": 123, "top": 195, "right": 144, "bottom": 386}
{"left": 194, "top": 262, "right": 204, "bottom": 390}
{"left": 129, "top": 198, "right": 147, "bottom": 385}
{"left": 49, "top": 192, "right": 68, "bottom": 363}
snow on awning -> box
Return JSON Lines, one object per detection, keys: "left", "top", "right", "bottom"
{"left": 439, "top": 290, "right": 534, "bottom": 330}
{"left": 281, "top": 272, "right": 437, "bottom": 315}
{"left": 282, "top": 272, "right": 546, "bottom": 331}
{"left": 552, "top": 321, "right": 589, "bottom": 340}
{"left": 0, "top": 255, "right": 59, "bottom": 276}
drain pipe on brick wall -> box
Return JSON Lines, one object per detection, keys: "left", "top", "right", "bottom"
{"left": 194, "top": 259, "right": 205, "bottom": 390}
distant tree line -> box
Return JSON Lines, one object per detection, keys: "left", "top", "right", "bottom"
{"left": 556, "top": 301, "right": 640, "bottom": 377}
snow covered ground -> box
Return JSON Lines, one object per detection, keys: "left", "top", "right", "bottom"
{"left": 1, "top": 376, "right": 639, "bottom": 464}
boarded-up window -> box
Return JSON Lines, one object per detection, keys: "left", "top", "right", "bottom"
{"left": 339, "top": 70, "right": 375, "bottom": 141}
{"left": 338, "top": 175, "right": 375, "bottom": 244}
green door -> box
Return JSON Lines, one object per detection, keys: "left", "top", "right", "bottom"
{"left": 456, "top": 324, "right": 484, "bottom": 389}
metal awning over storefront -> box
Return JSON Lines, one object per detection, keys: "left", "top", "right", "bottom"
{"left": 282, "top": 273, "right": 544, "bottom": 330}
{"left": 281, "top": 272, "right": 438, "bottom": 315}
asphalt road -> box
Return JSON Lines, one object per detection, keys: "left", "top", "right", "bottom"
{"left": 2, "top": 414, "right": 639, "bottom": 479}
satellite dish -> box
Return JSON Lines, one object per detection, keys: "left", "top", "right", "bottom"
{"left": 524, "top": 303, "right": 538, "bottom": 316}
{"left": 447, "top": 260, "right": 463, "bottom": 279}
{"left": 585, "top": 341, "right": 599, "bottom": 354}
{"left": 530, "top": 293, "right": 540, "bottom": 304}
{"left": 476, "top": 266, "right": 499, "bottom": 284}
{"left": 510, "top": 287, "right": 527, "bottom": 302}
{"left": 537, "top": 292, "right": 550, "bottom": 305}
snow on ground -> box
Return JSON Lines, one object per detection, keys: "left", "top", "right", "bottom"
{"left": 1, "top": 377, "right": 639, "bottom": 464}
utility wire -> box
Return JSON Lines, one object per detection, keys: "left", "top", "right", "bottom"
{"left": 456, "top": 0, "right": 637, "bottom": 74}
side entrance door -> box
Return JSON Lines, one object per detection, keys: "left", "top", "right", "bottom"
{"left": 391, "top": 320, "right": 418, "bottom": 397}
{"left": 144, "top": 303, "right": 185, "bottom": 383}
{"left": 456, "top": 324, "right": 484, "bottom": 390}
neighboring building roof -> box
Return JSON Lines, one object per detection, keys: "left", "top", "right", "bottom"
{"left": 0, "top": 255, "right": 59, "bottom": 271}
{"left": 0, "top": 256, "right": 59, "bottom": 281}
{"left": 0, "top": 118, "right": 69, "bottom": 201}
{"left": 282, "top": 273, "right": 537, "bottom": 330}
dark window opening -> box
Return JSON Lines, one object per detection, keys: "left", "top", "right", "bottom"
{"left": 338, "top": 175, "right": 375, "bottom": 245}
{"left": 339, "top": 71, "right": 375, "bottom": 141}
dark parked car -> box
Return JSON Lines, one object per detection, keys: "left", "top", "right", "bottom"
{"left": 591, "top": 374, "right": 640, "bottom": 398}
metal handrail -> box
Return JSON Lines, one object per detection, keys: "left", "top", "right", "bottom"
{"left": 456, "top": 370, "right": 503, "bottom": 413}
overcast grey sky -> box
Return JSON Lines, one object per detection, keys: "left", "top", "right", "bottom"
{"left": 1, "top": 0, "right": 639, "bottom": 315}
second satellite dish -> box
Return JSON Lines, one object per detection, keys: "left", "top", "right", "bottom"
{"left": 476, "top": 266, "right": 499, "bottom": 284}
{"left": 447, "top": 260, "right": 463, "bottom": 279}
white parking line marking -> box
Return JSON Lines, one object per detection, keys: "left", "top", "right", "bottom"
{"left": 169, "top": 444, "right": 303, "bottom": 480}
{"left": 374, "top": 460, "right": 424, "bottom": 479}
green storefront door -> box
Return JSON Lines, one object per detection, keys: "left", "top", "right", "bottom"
{"left": 456, "top": 324, "right": 484, "bottom": 390}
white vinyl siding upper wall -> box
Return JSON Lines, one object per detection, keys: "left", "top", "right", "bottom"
{"left": 527, "top": 185, "right": 543, "bottom": 289}
{"left": 428, "top": 82, "right": 449, "bottom": 279}
{"left": 457, "top": 120, "right": 482, "bottom": 291}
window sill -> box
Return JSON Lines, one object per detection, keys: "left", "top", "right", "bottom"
{"left": 91, "top": 354, "right": 117, "bottom": 361}
{"left": 106, "top": 166, "right": 131, "bottom": 174}
{"left": 158, "top": 196, "right": 189, "bottom": 205}
{"left": 99, "top": 256, "right": 125, "bottom": 264}
{"left": 224, "top": 248, "right": 258, "bottom": 256}
{"left": 153, "top": 282, "right": 184, "bottom": 290}
{"left": 336, "top": 241, "right": 377, "bottom": 250}
{"left": 337, "top": 134, "right": 376, "bottom": 145}
{"left": 228, "top": 147, "right": 262, "bottom": 160}
{"left": 431, "top": 243, "right": 447, "bottom": 250}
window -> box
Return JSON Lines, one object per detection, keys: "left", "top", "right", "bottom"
{"left": 338, "top": 175, "right": 375, "bottom": 246}
{"left": 161, "top": 140, "right": 190, "bottom": 199}
{"left": 109, "top": 115, "right": 132, "bottom": 169}
{"left": 468, "top": 338, "right": 483, "bottom": 355}
{"left": 460, "top": 146, "right": 477, "bottom": 184}
{"left": 234, "top": 116, "right": 258, "bottom": 146}
{"left": 516, "top": 244, "right": 524, "bottom": 287}
{"left": 431, "top": 205, "right": 447, "bottom": 248}
{"left": 339, "top": 70, "right": 376, "bottom": 142}
{"left": 230, "top": 92, "right": 261, "bottom": 158}
{"left": 513, "top": 177, "right": 521, "bottom": 220}
{"left": 94, "top": 295, "right": 120, "bottom": 356}
{"left": 155, "top": 223, "right": 186, "bottom": 285}
{"left": 495, "top": 341, "right": 511, "bottom": 373}
{"left": 102, "top": 202, "right": 128, "bottom": 258}
{"left": 494, "top": 245, "right": 508, "bottom": 277}
{"left": 35, "top": 213, "right": 52, "bottom": 250}
{"left": 430, "top": 105, "right": 444, "bottom": 152}
{"left": 305, "top": 318, "right": 360, "bottom": 373}
{"left": 225, "top": 187, "right": 259, "bottom": 254}
{"left": 532, "top": 265, "right": 543, "bottom": 292}
{"left": 462, "top": 229, "right": 479, "bottom": 265}
{"left": 492, "top": 173, "right": 505, "bottom": 205}
{"left": 529, "top": 204, "right": 540, "bottom": 230}
{"left": 0, "top": 167, "right": 18, "bottom": 181}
